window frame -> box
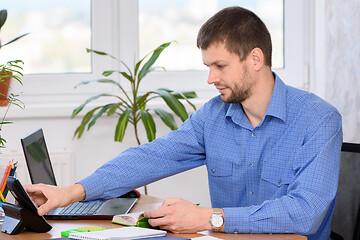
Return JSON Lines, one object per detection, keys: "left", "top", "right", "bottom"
{"left": 5, "top": 0, "right": 312, "bottom": 118}
{"left": 120, "top": 0, "right": 310, "bottom": 102}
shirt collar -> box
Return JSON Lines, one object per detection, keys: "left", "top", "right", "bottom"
{"left": 264, "top": 72, "right": 287, "bottom": 122}
{"left": 225, "top": 72, "right": 287, "bottom": 126}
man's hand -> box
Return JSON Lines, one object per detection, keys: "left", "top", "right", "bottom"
{"left": 143, "top": 198, "right": 213, "bottom": 234}
{"left": 24, "top": 183, "right": 86, "bottom": 216}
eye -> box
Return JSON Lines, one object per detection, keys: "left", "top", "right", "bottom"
{"left": 217, "top": 64, "right": 225, "bottom": 69}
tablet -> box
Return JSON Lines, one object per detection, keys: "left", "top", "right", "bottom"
{"left": 6, "top": 176, "right": 38, "bottom": 214}
{"left": 1, "top": 176, "right": 52, "bottom": 234}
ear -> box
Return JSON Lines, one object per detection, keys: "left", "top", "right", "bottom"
{"left": 250, "top": 48, "right": 264, "bottom": 71}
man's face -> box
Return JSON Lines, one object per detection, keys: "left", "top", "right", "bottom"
{"left": 202, "top": 42, "right": 254, "bottom": 103}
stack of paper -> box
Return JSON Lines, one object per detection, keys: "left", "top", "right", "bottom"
{"left": 68, "top": 226, "right": 167, "bottom": 240}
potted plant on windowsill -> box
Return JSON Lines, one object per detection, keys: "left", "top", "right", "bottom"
{"left": 71, "top": 42, "right": 197, "bottom": 194}
{"left": 0, "top": 9, "right": 29, "bottom": 106}
{"left": 0, "top": 61, "right": 25, "bottom": 149}
{"left": 0, "top": 8, "right": 27, "bottom": 148}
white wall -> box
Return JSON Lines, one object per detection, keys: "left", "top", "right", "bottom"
{"left": 1, "top": 104, "right": 212, "bottom": 207}
{"left": 324, "top": 0, "right": 360, "bottom": 143}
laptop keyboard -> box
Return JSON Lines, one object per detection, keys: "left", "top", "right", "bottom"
{"left": 59, "top": 201, "right": 103, "bottom": 215}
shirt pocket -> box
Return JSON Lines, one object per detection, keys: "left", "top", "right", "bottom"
{"left": 260, "top": 163, "right": 293, "bottom": 198}
{"left": 207, "top": 160, "right": 233, "bottom": 177}
{"left": 261, "top": 168, "right": 291, "bottom": 187}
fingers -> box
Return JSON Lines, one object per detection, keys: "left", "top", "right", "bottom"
{"left": 161, "top": 198, "right": 182, "bottom": 207}
{"left": 24, "top": 183, "right": 61, "bottom": 215}
{"left": 37, "top": 200, "right": 56, "bottom": 216}
{"left": 144, "top": 198, "right": 211, "bottom": 233}
{"left": 24, "top": 184, "right": 45, "bottom": 196}
{"left": 24, "top": 184, "right": 47, "bottom": 207}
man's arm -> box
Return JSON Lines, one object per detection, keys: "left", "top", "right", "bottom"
{"left": 24, "top": 183, "right": 86, "bottom": 216}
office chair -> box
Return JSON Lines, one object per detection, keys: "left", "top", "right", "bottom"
{"left": 331, "top": 142, "right": 360, "bottom": 240}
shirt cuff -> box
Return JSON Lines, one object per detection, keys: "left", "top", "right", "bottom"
{"left": 77, "top": 173, "right": 104, "bottom": 201}
{"left": 223, "top": 207, "right": 251, "bottom": 233}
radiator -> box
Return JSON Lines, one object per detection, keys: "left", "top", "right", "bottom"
{"left": 0, "top": 149, "right": 74, "bottom": 187}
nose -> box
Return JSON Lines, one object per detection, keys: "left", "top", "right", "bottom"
{"left": 207, "top": 67, "right": 220, "bottom": 85}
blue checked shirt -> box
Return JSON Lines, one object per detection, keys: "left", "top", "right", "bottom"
{"left": 80, "top": 73, "right": 342, "bottom": 240}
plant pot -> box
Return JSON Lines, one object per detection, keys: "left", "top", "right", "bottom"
{"left": 0, "top": 71, "right": 12, "bottom": 106}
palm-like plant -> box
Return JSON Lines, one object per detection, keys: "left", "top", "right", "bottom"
{"left": 71, "top": 42, "right": 197, "bottom": 146}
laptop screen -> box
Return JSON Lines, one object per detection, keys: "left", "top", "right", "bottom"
{"left": 21, "top": 129, "right": 57, "bottom": 186}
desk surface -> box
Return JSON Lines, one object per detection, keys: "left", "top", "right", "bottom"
{"left": 0, "top": 195, "right": 307, "bottom": 240}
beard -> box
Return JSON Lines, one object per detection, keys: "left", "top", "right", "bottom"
{"left": 220, "top": 66, "right": 254, "bottom": 103}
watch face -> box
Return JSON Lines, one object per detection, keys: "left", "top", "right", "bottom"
{"left": 211, "top": 214, "right": 224, "bottom": 228}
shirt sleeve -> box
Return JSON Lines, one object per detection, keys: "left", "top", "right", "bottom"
{"left": 223, "top": 111, "right": 342, "bottom": 235}
{"left": 78, "top": 106, "right": 208, "bottom": 201}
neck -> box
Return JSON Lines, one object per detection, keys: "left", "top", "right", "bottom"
{"left": 242, "top": 70, "right": 275, "bottom": 127}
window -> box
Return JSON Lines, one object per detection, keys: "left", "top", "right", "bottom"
{"left": 133, "top": 0, "right": 309, "bottom": 98}
{"left": 138, "top": 0, "right": 284, "bottom": 71}
{"left": 1, "top": 0, "right": 310, "bottom": 117}
{"left": 1, "top": 1, "right": 117, "bottom": 109}
{"left": 0, "top": 0, "right": 91, "bottom": 74}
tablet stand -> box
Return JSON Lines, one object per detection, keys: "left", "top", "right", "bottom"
{"left": 1, "top": 202, "right": 52, "bottom": 235}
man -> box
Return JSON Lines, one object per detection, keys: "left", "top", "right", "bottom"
{"left": 25, "top": 7, "right": 342, "bottom": 240}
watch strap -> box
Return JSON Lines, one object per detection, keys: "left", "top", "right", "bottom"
{"left": 210, "top": 208, "right": 224, "bottom": 232}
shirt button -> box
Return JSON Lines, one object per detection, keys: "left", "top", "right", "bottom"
{"left": 250, "top": 190, "right": 254, "bottom": 195}
{"left": 249, "top": 162, "right": 254, "bottom": 167}
{"left": 278, "top": 179, "right": 282, "bottom": 185}
{"left": 251, "top": 132, "right": 256, "bottom": 137}
{"left": 211, "top": 169, "right": 215, "bottom": 173}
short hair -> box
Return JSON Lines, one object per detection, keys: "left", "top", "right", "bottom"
{"left": 197, "top": 6, "right": 272, "bottom": 67}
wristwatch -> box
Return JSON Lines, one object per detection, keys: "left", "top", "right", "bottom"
{"left": 209, "top": 208, "right": 224, "bottom": 232}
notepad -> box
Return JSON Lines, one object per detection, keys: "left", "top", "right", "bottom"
{"left": 61, "top": 225, "right": 107, "bottom": 237}
{"left": 68, "top": 227, "right": 167, "bottom": 240}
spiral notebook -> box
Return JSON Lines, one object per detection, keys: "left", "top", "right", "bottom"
{"left": 68, "top": 227, "right": 167, "bottom": 240}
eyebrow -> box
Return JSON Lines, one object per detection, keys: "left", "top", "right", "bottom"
{"left": 203, "top": 60, "right": 226, "bottom": 67}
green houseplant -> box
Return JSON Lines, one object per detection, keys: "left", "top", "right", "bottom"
{"left": 0, "top": 9, "right": 27, "bottom": 148}
{"left": 71, "top": 42, "right": 197, "bottom": 194}
{"left": 0, "top": 61, "right": 25, "bottom": 149}
{"left": 72, "top": 42, "right": 197, "bottom": 145}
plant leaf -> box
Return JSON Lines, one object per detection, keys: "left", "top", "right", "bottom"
{"left": 103, "top": 70, "right": 132, "bottom": 82}
{"left": 0, "top": 10, "right": 7, "bottom": 30}
{"left": 153, "top": 108, "right": 178, "bottom": 130}
{"left": 74, "top": 79, "right": 121, "bottom": 89}
{"left": 1, "top": 33, "right": 30, "bottom": 48}
{"left": 73, "top": 107, "right": 101, "bottom": 139}
{"left": 86, "top": 48, "right": 110, "bottom": 56}
{"left": 71, "top": 94, "right": 114, "bottom": 118}
{"left": 107, "top": 104, "right": 119, "bottom": 116}
{"left": 138, "top": 41, "right": 173, "bottom": 81}
{"left": 140, "top": 110, "right": 156, "bottom": 142}
{"left": 114, "top": 109, "right": 132, "bottom": 142}
{"left": 172, "top": 91, "right": 197, "bottom": 111}
{"left": 88, "top": 104, "right": 116, "bottom": 130}
{"left": 154, "top": 89, "right": 188, "bottom": 121}
{"left": 136, "top": 93, "right": 149, "bottom": 111}
{"left": 87, "top": 48, "right": 133, "bottom": 80}
{"left": 171, "top": 91, "right": 197, "bottom": 99}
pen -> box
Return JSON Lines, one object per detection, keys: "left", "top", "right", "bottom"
{"left": 0, "top": 190, "right": 6, "bottom": 202}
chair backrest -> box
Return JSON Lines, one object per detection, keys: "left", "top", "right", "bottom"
{"left": 331, "top": 142, "right": 360, "bottom": 240}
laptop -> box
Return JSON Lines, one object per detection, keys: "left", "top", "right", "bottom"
{"left": 20, "top": 128, "right": 137, "bottom": 220}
